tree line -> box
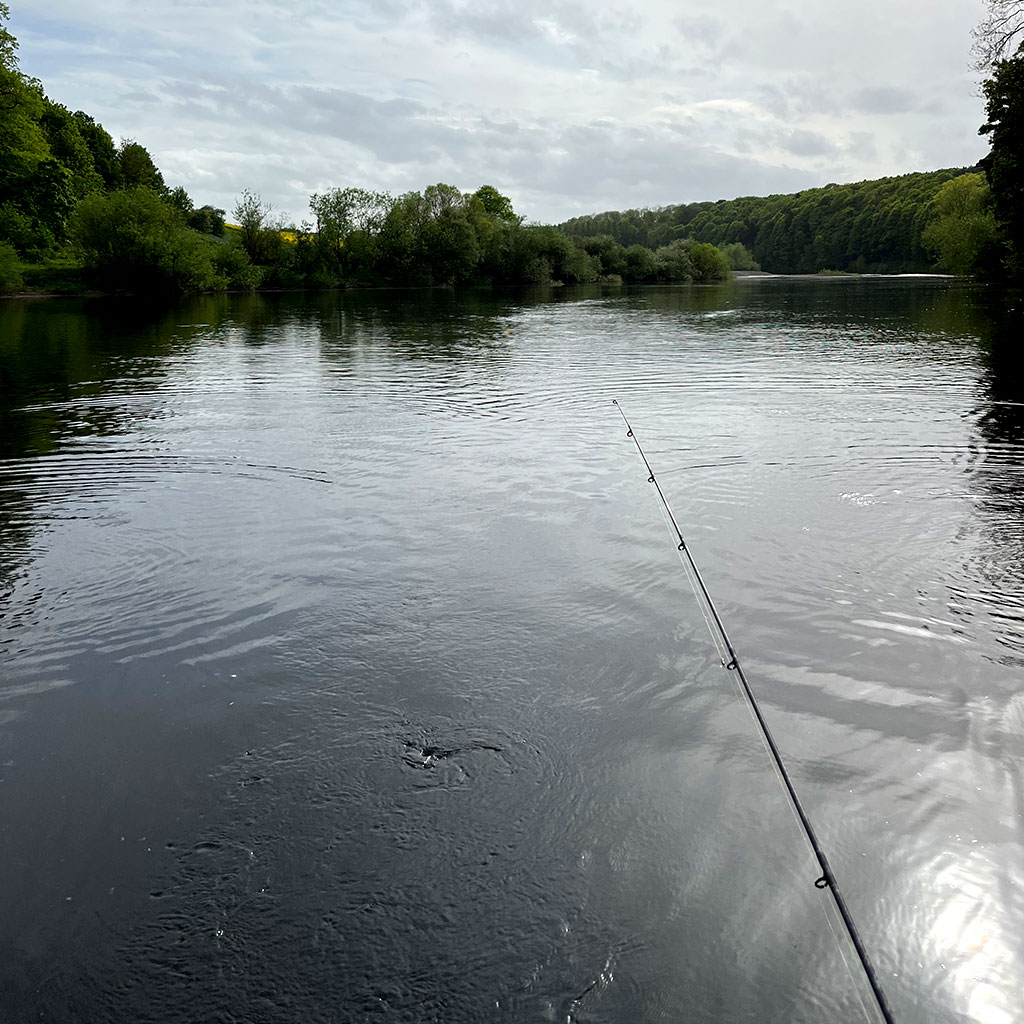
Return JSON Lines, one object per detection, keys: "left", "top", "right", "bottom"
{"left": 0, "top": 4, "right": 734, "bottom": 295}
{"left": 4, "top": 0, "right": 1024, "bottom": 292}
{"left": 559, "top": 169, "right": 980, "bottom": 275}
{"left": 559, "top": 1, "right": 1024, "bottom": 281}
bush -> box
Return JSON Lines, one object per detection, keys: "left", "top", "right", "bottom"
{"left": 689, "top": 242, "right": 732, "bottom": 282}
{"left": 623, "top": 244, "right": 659, "bottom": 281}
{"left": 0, "top": 241, "right": 23, "bottom": 292}
{"left": 71, "top": 187, "right": 220, "bottom": 294}
{"left": 721, "top": 241, "right": 760, "bottom": 271}
{"left": 212, "top": 243, "right": 262, "bottom": 290}
{"left": 655, "top": 239, "right": 695, "bottom": 282}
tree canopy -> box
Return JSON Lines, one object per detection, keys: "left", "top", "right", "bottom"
{"left": 559, "top": 169, "right": 972, "bottom": 275}
{"left": 980, "top": 47, "right": 1024, "bottom": 273}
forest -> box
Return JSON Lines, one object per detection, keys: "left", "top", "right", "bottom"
{"left": 3, "top": 0, "right": 1024, "bottom": 295}
{"left": 559, "top": 169, "right": 979, "bottom": 275}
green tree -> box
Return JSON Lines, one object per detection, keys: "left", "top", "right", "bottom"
{"left": 118, "top": 139, "right": 165, "bottom": 192}
{"left": 655, "top": 239, "right": 695, "bottom": 282}
{"left": 623, "top": 243, "right": 658, "bottom": 281}
{"left": 167, "top": 185, "right": 194, "bottom": 218}
{"left": 72, "top": 112, "right": 121, "bottom": 189}
{"left": 472, "top": 185, "right": 519, "bottom": 223}
{"left": 0, "top": 3, "right": 51, "bottom": 249}
{"left": 980, "top": 48, "right": 1024, "bottom": 272}
{"left": 39, "top": 99, "right": 102, "bottom": 200}
{"left": 71, "top": 186, "right": 219, "bottom": 293}
{"left": 688, "top": 242, "right": 732, "bottom": 282}
{"left": 578, "top": 235, "right": 627, "bottom": 277}
{"left": 0, "top": 238, "right": 21, "bottom": 291}
{"left": 720, "top": 241, "right": 759, "bottom": 271}
{"left": 232, "top": 188, "right": 280, "bottom": 264}
{"left": 921, "top": 173, "right": 1000, "bottom": 274}
{"left": 188, "top": 204, "right": 225, "bottom": 236}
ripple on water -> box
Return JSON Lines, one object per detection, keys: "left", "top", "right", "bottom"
{"left": 0, "top": 284, "right": 1022, "bottom": 1023}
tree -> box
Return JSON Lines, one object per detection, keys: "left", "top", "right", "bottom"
{"left": 721, "top": 241, "right": 759, "bottom": 271}
{"left": 655, "top": 239, "right": 695, "bottom": 282}
{"left": 921, "top": 173, "right": 999, "bottom": 275}
{"left": 472, "top": 185, "right": 518, "bottom": 224}
{"left": 973, "top": 1, "right": 1024, "bottom": 69}
{"left": 0, "top": 4, "right": 48, "bottom": 173}
{"left": 423, "top": 183, "right": 464, "bottom": 219}
{"left": 39, "top": 99, "right": 103, "bottom": 200}
{"left": 117, "top": 139, "right": 165, "bottom": 192}
{"left": 309, "top": 187, "right": 391, "bottom": 242}
{"left": 622, "top": 243, "right": 658, "bottom": 281}
{"left": 980, "top": 48, "right": 1024, "bottom": 271}
{"left": 73, "top": 112, "right": 121, "bottom": 189}
{"left": 167, "top": 185, "right": 193, "bottom": 218}
{"left": 188, "top": 204, "right": 225, "bottom": 236}
{"left": 0, "top": 1, "right": 17, "bottom": 73}
{"left": 71, "top": 186, "right": 220, "bottom": 293}
{"left": 233, "top": 188, "right": 273, "bottom": 261}
{"left": 688, "top": 242, "right": 732, "bottom": 282}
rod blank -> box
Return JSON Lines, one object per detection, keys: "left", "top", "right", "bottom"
{"left": 612, "top": 398, "right": 895, "bottom": 1024}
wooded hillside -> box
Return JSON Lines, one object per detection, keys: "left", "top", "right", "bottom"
{"left": 559, "top": 169, "right": 974, "bottom": 274}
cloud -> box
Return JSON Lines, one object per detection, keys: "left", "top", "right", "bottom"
{"left": 851, "top": 86, "right": 923, "bottom": 115}
{"left": 12, "top": 0, "right": 989, "bottom": 224}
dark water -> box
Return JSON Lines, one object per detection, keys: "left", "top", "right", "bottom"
{"left": 0, "top": 280, "right": 1022, "bottom": 1024}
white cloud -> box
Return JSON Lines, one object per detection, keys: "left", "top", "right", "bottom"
{"left": 11, "top": 0, "right": 989, "bottom": 224}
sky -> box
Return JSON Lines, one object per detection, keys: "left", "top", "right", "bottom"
{"left": 13, "top": 0, "right": 991, "bottom": 226}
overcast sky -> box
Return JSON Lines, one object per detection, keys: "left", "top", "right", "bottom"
{"left": 14, "top": 0, "right": 989, "bottom": 225}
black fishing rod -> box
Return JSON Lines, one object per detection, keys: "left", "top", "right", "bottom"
{"left": 612, "top": 399, "right": 896, "bottom": 1024}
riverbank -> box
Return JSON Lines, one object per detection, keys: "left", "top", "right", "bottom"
{"left": 732, "top": 270, "right": 956, "bottom": 281}
{"left": 3, "top": 264, "right": 962, "bottom": 301}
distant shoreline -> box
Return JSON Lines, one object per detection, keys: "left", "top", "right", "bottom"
{"left": 732, "top": 270, "right": 957, "bottom": 281}
{"left": 1, "top": 271, "right": 963, "bottom": 302}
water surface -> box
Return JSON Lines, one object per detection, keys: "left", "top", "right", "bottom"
{"left": 1, "top": 280, "right": 1022, "bottom": 1023}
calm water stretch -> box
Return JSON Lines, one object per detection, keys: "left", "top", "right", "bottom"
{"left": 1, "top": 280, "right": 1022, "bottom": 1023}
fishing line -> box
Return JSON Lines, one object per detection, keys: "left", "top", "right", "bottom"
{"left": 612, "top": 398, "right": 896, "bottom": 1024}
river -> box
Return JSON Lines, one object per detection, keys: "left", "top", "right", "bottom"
{"left": 0, "top": 279, "right": 1021, "bottom": 1023}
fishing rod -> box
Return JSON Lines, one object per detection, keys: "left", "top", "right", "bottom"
{"left": 612, "top": 399, "right": 896, "bottom": 1024}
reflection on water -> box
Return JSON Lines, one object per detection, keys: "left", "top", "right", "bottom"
{"left": 0, "top": 280, "right": 1022, "bottom": 1023}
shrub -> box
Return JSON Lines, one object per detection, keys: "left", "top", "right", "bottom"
{"left": 689, "top": 242, "right": 732, "bottom": 282}
{"left": 212, "top": 243, "right": 262, "bottom": 290}
{"left": 721, "top": 241, "right": 760, "bottom": 271}
{"left": 0, "top": 241, "right": 23, "bottom": 292}
{"left": 71, "top": 187, "right": 220, "bottom": 294}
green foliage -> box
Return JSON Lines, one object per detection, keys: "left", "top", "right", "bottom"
{"left": 654, "top": 239, "right": 695, "bottom": 282}
{"left": 188, "top": 204, "right": 225, "bottom": 236}
{"left": 980, "top": 48, "right": 1024, "bottom": 274}
{"left": 0, "top": 238, "right": 22, "bottom": 291}
{"left": 623, "top": 244, "right": 658, "bottom": 281}
{"left": 688, "top": 242, "right": 732, "bottom": 282}
{"left": 721, "top": 241, "right": 760, "bottom": 271}
{"left": 71, "top": 187, "right": 220, "bottom": 294}
{"left": 472, "top": 185, "right": 518, "bottom": 223}
{"left": 0, "top": 2, "right": 16, "bottom": 73}
{"left": 211, "top": 242, "right": 261, "bottom": 290}
{"left": 231, "top": 189, "right": 283, "bottom": 266}
{"left": 559, "top": 169, "right": 971, "bottom": 274}
{"left": 72, "top": 112, "right": 121, "bottom": 189}
{"left": 167, "top": 185, "right": 194, "bottom": 218}
{"left": 117, "top": 140, "right": 165, "bottom": 192}
{"left": 39, "top": 99, "right": 103, "bottom": 200}
{"left": 921, "top": 173, "right": 1000, "bottom": 275}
